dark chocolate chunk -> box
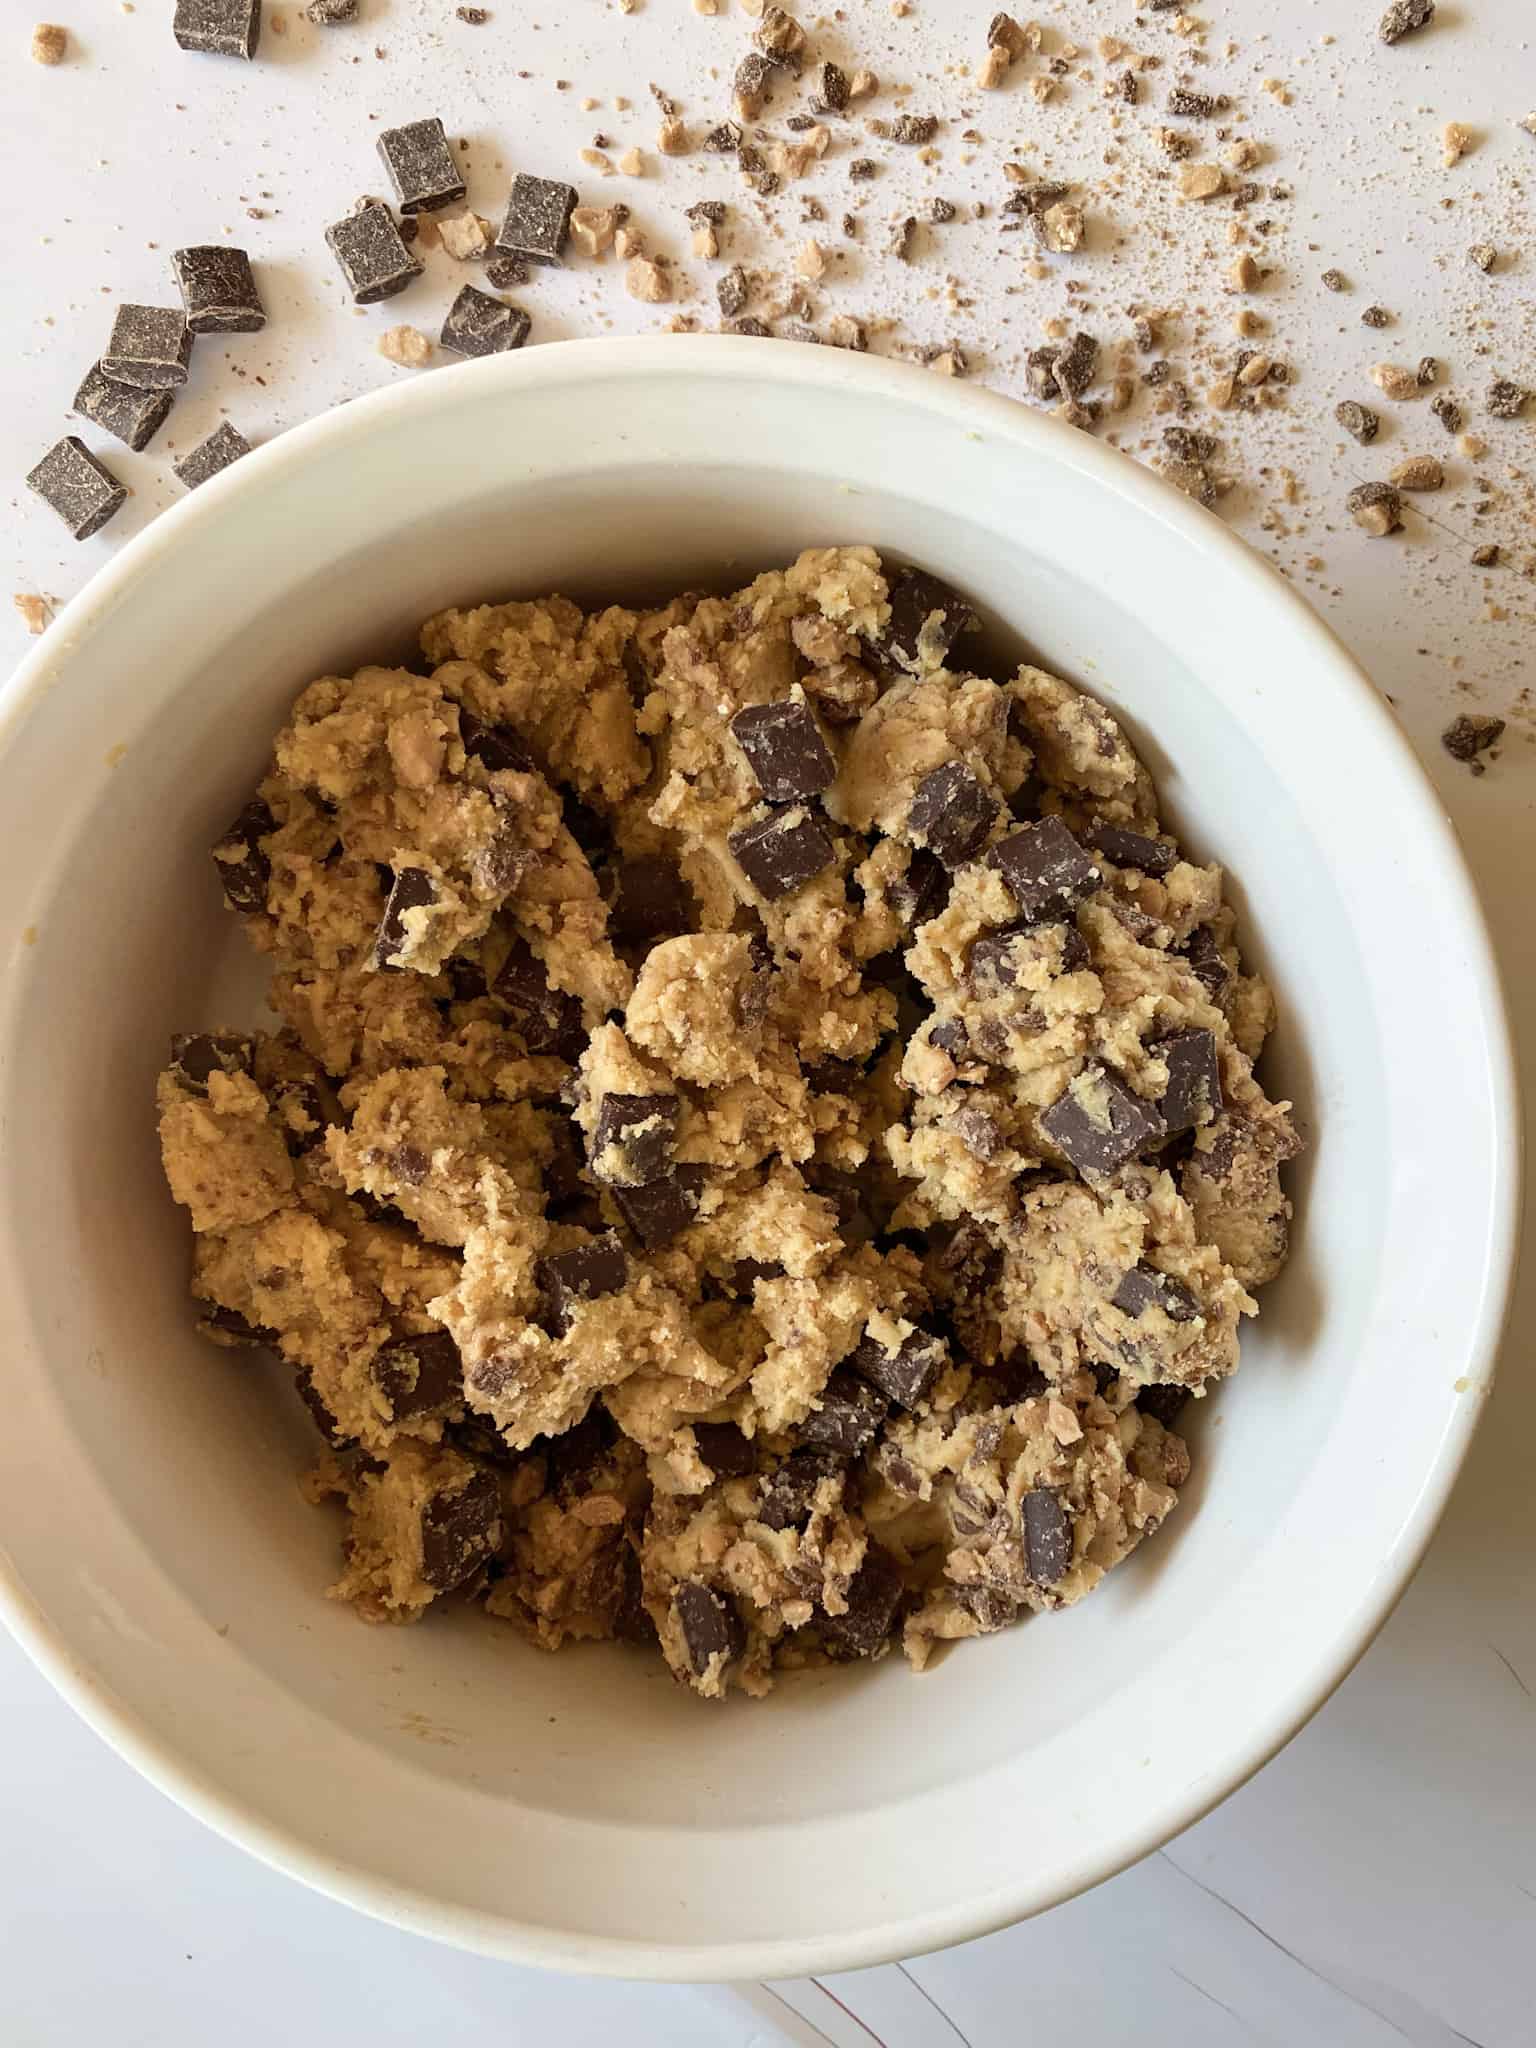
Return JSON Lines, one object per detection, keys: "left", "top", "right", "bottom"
{"left": 988, "top": 816, "right": 1101, "bottom": 922}
{"left": 174, "top": 421, "right": 252, "bottom": 491}
{"left": 968, "top": 924, "right": 1028, "bottom": 990}
{"left": 907, "top": 761, "right": 999, "bottom": 869}
{"left": 850, "top": 1326, "right": 947, "bottom": 1409}
{"left": 590, "top": 1092, "right": 680, "bottom": 1187}
{"left": 1148, "top": 1026, "right": 1222, "bottom": 1132}
{"left": 459, "top": 708, "right": 535, "bottom": 775}
{"left": 1441, "top": 713, "right": 1506, "bottom": 764}
{"left": 823, "top": 1545, "right": 904, "bottom": 1655}
{"left": 1137, "top": 1382, "right": 1192, "bottom": 1427}
{"left": 102, "top": 305, "right": 193, "bottom": 390}
{"left": 372, "top": 1330, "right": 463, "bottom": 1419}
{"left": 492, "top": 940, "right": 585, "bottom": 1059}
{"left": 25, "top": 436, "right": 127, "bottom": 540}
{"left": 1112, "top": 1263, "right": 1200, "bottom": 1322}
{"left": 893, "top": 846, "right": 951, "bottom": 927}
{"left": 929, "top": 1016, "right": 970, "bottom": 1057}
{"left": 614, "top": 1547, "right": 657, "bottom": 1645}
{"left": 440, "top": 284, "right": 530, "bottom": 358}
{"left": 420, "top": 1469, "right": 501, "bottom": 1591}
{"left": 694, "top": 1422, "right": 757, "bottom": 1479}
{"left": 1054, "top": 331, "right": 1099, "bottom": 398}
{"left": 1085, "top": 822, "right": 1177, "bottom": 877}
{"left": 947, "top": 1106, "right": 1005, "bottom": 1161}
{"left": 173, "top": 245, "right": 265, "bottom": 334}
{"left": 1025, "top": 346, "right": 1061, "bottom": 401}
{"left": 1088, "top": 1357, "right": 1119, "bottom": 1397}
{"left": 378, "top": 117, "right": 466, "bottom": 214}
{"left": 874, "top": 566, "right": 979, "bottom": 675}
{"left": 170, "top": 1032, "right": 254, "bottom": 1092}
{"left": 811, "top": 59, "right": 849, "bottom": 112}
{"left": 305, "top": 0, "right": 357, "bottom": 20}
{"left": 609, "top": 856, "right": 697, "bottom": 947}
{"left": 717, "top": 265, "right": 750, "bottom": 318}
{"left": 799, "top": 1365, "right": 888, "bottom": 1457}
{"left": 1167, "top": 87, "right": 1222, "bottom": 117}
{"left": 848, "top": 157, "right": 878, "bottom": 181}
{"left": 731, "top": 1257, "right": 784, "bottom": 1292}
{"left": 730, "top": 316, "right": 772, "bottom": 339}
{"left": 196, "top": 1304, "right": 274, "bottom": 1347}
{"left": 325, "top": 203, "right": 423, "bottom": 305}
{"left": 71, "top": 363, "right": 173, "bottom": 453}
{"left": 612, "top": 1167, "right": 705, "bottom": 1249}
{"left": 374, "top": 865, "right": 437, "bottom": 970}
{"left": 992, "top": 1350, "right": 1050, "bottom": 1401}
{"left": 685, "top": 200, "right": 728, "bottom": 227}
{"left": 540, "top": 1404, "right": 619, "bottom": 1496}
{"left": 729, "top": 803, "right": 836, "bottom": 901}
{"left": 673, "top": 1581, "right": 745, "bottom": 1677}
{"left": 1334, "top": 400, "right": 1380, "bottom": 447}
{"left": 1040, "top": 1061, "right": 1167, "bottom": 1179}
{"left": 892, "top": 113, "right": 938, "bottom": 144}
{"left": 730, "top": 699, "right": 836, "bottom": 802}
{"left": 173, "top": 0, "right": 261, "bottom": 58}
{"left": 757, "top": 1449, "right": 842, "bottom": 1530}
{"left": 538, "top": 1233, "right": 628, "bottom": 1335}
{"left": 446, "top": 1416, "right": 522, "bottom": 1469}
{"left": 539, "top": 1115, "right": 589, "bottom": 1215}
{"left": 497, "top": 173, "right": 578, "bottom": 266}
{"left": 211, "top": 798, "right": 272, "bottom": 914}
{"left": 1180, "top": 924, "right": 1229, "bottom": 998}
{"left": 1021, "top": 1488, "right": 1071, "bottom": 1584}
{"left": 295, "top": 1370, "right": 353, "bottom": 1448}
{"left": 485, "top": 255, "right": 529, "bottom": 290}
{"left": 803, "top": 1055, "right": 862, "bottom": 1094}
{"left": 705, "top": 121, "right": 744, "bottom": 153}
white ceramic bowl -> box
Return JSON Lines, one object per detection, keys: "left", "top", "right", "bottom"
{"left": 0, "top": 338, "right": 1517, "bottom": 1980}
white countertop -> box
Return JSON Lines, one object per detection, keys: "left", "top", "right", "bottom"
{"left": 3, "top": 2, "right": 1534, "bottom": 2041}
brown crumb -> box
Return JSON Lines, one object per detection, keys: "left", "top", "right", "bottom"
{"left": 1471, "top": 544, "right": 1500, "bottom": 568}
{"left": 1346, "top": 482, "right": 1403, "bottom": 536}
{"left": 377, "top": 326, "right": 432, "bottom": 369}
{"left": 30, "top": 21, "right": 67, "bottom": 62}
{"left": 1441, "top": 713, "right": 1504, "bottom": 764}
{"left": 1442, "top": 122, "right": 1473, "bottom": 168}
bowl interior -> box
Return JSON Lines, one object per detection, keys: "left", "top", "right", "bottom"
{"left": 0, "top": 344, "right": 1510, "bottom": 1976}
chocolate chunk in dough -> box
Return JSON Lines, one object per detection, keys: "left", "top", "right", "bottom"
{"left": 325, "top": 204, "right": 424, "bottom": 305}
{"left": 374, "top": 865, "right": 438, "bottom": 970}
{"left": 372, "top": 1330, "right": 463, "bottom": 1420}
{"left": 538, "top": 1233, "right": 628, "bottom": 1334}
{"left": 25, "top": 436, "right": 127, "bottom": 540}
{"left": 673, "top": 1580, "right": 745, "bottom": 1677}
{"left": 992, "top": 1350, "right": 1050, "bottom": 1401}
{"left": 102, "top": 305, "right": 193, "bottom": 389}
{"left": 757, "top": 1449, "right": 843, "bottom": 1530}
{"left": 71, "top": 363, "right": 174, "bottom": 453}
{"left": 170, "top": 1032, "right": 254, "bottom": 1092}
{"left": 729, "top": 699, "right": 836, "bottom": 802}
{"left": 728, "top": 803, "right": 836, "bottom": 900}
{"left": 212, "top": 798, "right": 273, "bottom": 914}
{"left": 173, "top": 0, "right": 261, "bottom": 56}
{"left": 612, "top": 1165, "right": 706, "bottom": 1248}
{"left": 440, "top": 284, "right": 531, "bottom": 358}
{"left": 1112, "top": 1263, "right": 1200, "bottom": 1322}
{"left": 694, "top": 1422, "right": 757, "bottom": 1478}
{"left": 540, "top": 1116, "right": 591, "bottom": 1214}
{"left": 1181, "top": 924, "right": 1229, "bottom": 998}
{"left": 849, "top": 1325, "right": 947, "bottom": 1409}
{"left": 1149, "top": 1027, "right": 1222, "bottom": 1133}
{"left": 798, "top": 1365, "right": 888, "bottom": 1457}
{"left": 609, "top": 856, "right": 697, "bottom": 947}
{"left": 175, "top": 421, "right": 252, "bottom": 491}
{"left": 969, "top": 920, "right": 1088, "bottom": 989}
{"left": 1040, "top": 1062, "right": 1167, "bottom": 1179}
{"left": 929, "top": 1016, "right": 971, "bottom": 1057}
{"left": 378, "top": 117, "right": 466, "bottom": 214}
{"left": 823, "top": 1544, "right": 905, "bottom": 1655}
{"left": 893, "top": 847, "right": 951, "bottom": 927}
{"left": 873, "top": 566, "right": 979, "bottom": 675}
{"left": 459, "top": 709, "right": 535, "bottom": 775}
{"left": 295, "top": 1370, "right": 354, "bottom": 1448}
{"left": 497, "top": 173, "right": 578, "bottom": 266}
{"left": 591, "top": 1091, "right": 680, "bottom": 1187}
{"left": 1085, "top": 822, "right": 1177, "bottom": 877}
{"left": 492, "top": 941, "right": 585, "bottom": 1058}
{"left": 1022, "top": 1488, "right": 1071, "bottom": 1585}
{"left": 1136, "top": 1382, "right": 1191, "bottom": 1427}
{"left": 947, "top": 1106, "right": 1004, "bottom": 1160}
{"left": 988, "top": 816, "right": 1101, "bottom": 923}
{"left": 196, "top": 1304, "right": 274, "bottom": 1347}
{"left": 173, "top": 245, "right": 265, "bottom": 334}
{"left": 614, "top": 1547, "right": 658, "bottom": 1645}
{"left": 420, "top": 1468, "right": 501, "bottom": 1591}
{"left": 907, "top": 761, "right": 999, "bottom": 868}
{"left": 447, "top": 1416, "right": 522, "bottom": 1469}
{"left": 731, "top": 1257, "right": 784, "bottom": 1292}
{"left": 541, "top": 1404, "right": 619, "bottom": 1496}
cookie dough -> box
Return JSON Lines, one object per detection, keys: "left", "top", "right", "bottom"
{"left": 157, "top": 549, "right": 1300, "bottom": 1699}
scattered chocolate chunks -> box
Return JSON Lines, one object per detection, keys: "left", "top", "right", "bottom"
{"left": 729, "top": 699, "right": 835, "bottom": 802}
{"left": 419, "top": 1468, "right": 501, "bottom": 1591}
{"left": 538, "top": 1232, "right": 628, "bottom": 1334}
{"left": 873, "top": 565, "right": 979, "bottom": 675}
{"left": 673, "top": 1581, "right": 745, "bottom": 1678}
{"left": 440, "top": 284, "right": 531, "bottom": 358}
{"left": 492, "top": 940, "right": 585, "bottom": 1058}
{"left": 170, "top": 1031, "right": 254, "bottom": 1092}
{"left": 907, "top": 761, "right": 999, "bottom": 868}
{"left": 374, "top": 865, "right": 437, "bottom": 969}
{"left": 988, "top": 816, "right": 1101, "bottom": 922}
{"left": 72, "top": 363, "right": 173, "bottom": 453}
{"left": 1149, "top": 1026, "right": 1222, "bottom": 1132}
{"left": 798, "top": 1365, "right": 888, "bottom": 1457}
{"left": 102, "top": 305, "right": 194, "bottom": 389}
{"left": 590, "top": 1091, "right": 680, "bottom": 1187}
{"left": 1021, "top": 1488, "right": 1071, "bottom": 1584}
{"left": 849, "top": 1325, "right": 947, "bottom": 1408}
{"left": 822, "top": 1545, "right": 905, "bottom": 1655}
{"left": 459, "top": 709, "right": 535, "bottom": 774}
{"left": 728, "top": 803, "right": 836, "bottom": 900}
{"left": 1136, "top": 1382, "right": 1191, "bottom": 1427}
{"left": 174, "top": 421, "right": 252, "bottom": 491}
{"left": 612, "top": 1167, "right": 705, "bottom": 1248}
{"left": 378, "top": 117, "right": 466, "bottom": 215}
{"left": 372, "top": 1330, "right": 463, "bottom": 1420}
{"left": 173, "top": 0, "right": 261, "bottom": 59}
{"left": 1040, "top": 1061, "right": 1167, "bottom": 1179}
{"left": 757, "top": 1449, "right": 842, "bottom": 1530}
{"left": 1112, "top": 1263, "right": 1200, "bottom": 1322}
{"left": 694, "top": 1422, "right": 756, "bottom": 1479}
{"left": 497, "top": 173, "right": 578, "bottom": 266}
{"left": 1181, "top": 923, "right": 1229, "bottom": 997}
{"left": 211, "top": 798, "right": 274, "bottom": 914}
{"left": 325, "top": 203, "right": 423, "bottom": 305}
{"left": 26, "top": 436, "right": 127, "bottom": 540}
{"left": 173, "top": 246, "right": 265, "bottom": 334}
{"left": 608, "top": 855, "right": 697, "bottom": 947}
{"left": 1085, "top": 822, "right": 1177, "bottom": 877}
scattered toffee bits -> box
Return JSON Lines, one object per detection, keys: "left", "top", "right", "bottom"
{"left": 498, "top": 173, "right": 578, "bottom": 266}
{"left": 440, "top": 285, "right": 530, "bottom": 357}
{"left": 72, "top": 362, "right": 173, "bottom": 453}
{"left": 1335, "top": 400, "right": 1380, "bottom": 446}
{"left": 173, "top": 0, "right": 261, "bottom": 59}
{"left": 1379, "top": 0, "right": 1434, "bottom": 43}
{"left": 1441, "top": 714, "right": 1504, "bottom": 766}
{"left": 27, "top": 437, "right": 127, "bottom": 539}
{"left": 102, "top": 305, "right": 193, "bottom": 389}
{"left": 378, "top": 118, "right": 466, "bottom": 215}
{"left": 173, "top": 246, "right": 265, "bottom": 335}
{"left": 174, "top": 420, "right": 251, "bottom": 490}
{"left": 325, "top": 203, "right": 423, "bottom": 304}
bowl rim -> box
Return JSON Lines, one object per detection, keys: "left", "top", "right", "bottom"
{"left": 0, "top": 334, "right": 1521, "bottom": 1981}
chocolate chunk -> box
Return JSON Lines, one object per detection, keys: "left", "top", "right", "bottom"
{"left": 969, "top": 921, "right": 1072, "bottom": 990}
{"left": 541, "top": 1404, "right": 619, "bottom": 1496}
{"left": 811, "top": 59, "right": 849, "bottom": 112}
{"left": 731, "top": 1257, "right": 784, "bottom": 1292}
{"left": 173, "top": 245, "right": 265, "bottom": 334}
{"left": 196, "top": 1304, "right": 274, "bottom": 1347}
{"left": 484, "top": 255, "right": 528, "bottom": 290}
{"left": 174, "top": 421, "right": 252, "bottom": 491}
{"left": 715, "top": 266, "right": 751, "bottom": 322}
{"left": 848, "top": 158, "right": 878, "bottom": 181}
{"left": 988, "top": 817, "right": 1101, "bottom": 922}
{"left": 497, "top": 172, "right": 577, "bottom": 266}
{"left": 1441, "top": 713, "right": 1505, "bottom": 764}
{"left": 893, "top": 847, "right": 951, "bottom": 927}
{"left": 757, "top": 1449, "right": 843, "bottom": 1530}
{"left": 71, "top": 363, "right": 173, "bottom": 453}
{"left": 1088, "top": 1358, "right": 1119, "bottom": 1397}
{"left": 1334, "top": 400, "right": 1380, "bottom": 447}
{"left": 295, "top": 1370, "right": 353, "bottom": 1448}
{"left": 1040, "top": 1062, "right": 1167, "bottom": 1179}
{"left": 173, "top": 0, "right": 261, "bottom": 58}
{"left": 705, "top": 121, "right": 744, "bottom": 153}
{"left": 210, "top": 799, "right": 272, "bottom": 914}
{"left": 1054, "top": 331, "right": 1099, "bottom": 399}
{"left": 492, "top": 941, "right": 585, "bottom": 1059}
{"left": 730, "top": 699, "right": 835, "bottom": 802}
{"left": 1148, "top": 1026, "right": 1222, "bottom": 1132}
{"left": 459, "top": 708, "right": 535, "bottom": 775}
{"left": 799, "top": 1365, "right": 888, "bottom": 1456}
{"left": 730, "top": 316, "right": 772, "bottom": 339}
{"left": 446, "top": 1416, "right": 522, "bottom": 1469}
{"left": 1167, "top": 88, "right": 1221, "bottom": 117}
{"left": 614, "top": 1547, "right": 657, "bottom": 1645}
{"left": 850, "top": 1326, "right": 947, "bottom": 1408}
{"left": 325, "top": 203, "right": 423, "bottom": 305}
{"left": 1378, "top": 0, "right": 1433, "bottom": 41}
{"left": 728, "top": 803, "right": 836, "bottom": 900}
{"left": 538, "top": 1233, "right": 628, "bottom": 1334}
{"left": 25, "top": 436, "right": 127, "bottom": 540}
{"left": 1180, "top": 924, "right": 1229, "bottom": 997}
{"left": 992, "top": 1350, "right": 1049, "bottom": 1401}
{"left": 823, "top": 1545, "right": 904, "bottom": 1655}
{"left": 102, "top": 305, "right": 193, "bottom": 390}
{"left": 170, "top": 1032, "right": 254, "bottom": 1092}
{"left": 874, "top": 566, "right": 979, "bottom": 675}
{"left": 305, "top": 0, "right": 357, "bottom": 19}
{"left": 947, "top": 1106, "right": 1005, "bottom": 1161}
{"left": 892, "top": 113, "right": 938, "bottom": 144}
{"left": 378, "top": 117, "right": 466, "bottom": 214}
{"left": 440, "top": 284, "right": 530, "bottom": 358}
{"left": 374, "top": 865, "right": 437, "bottom": 970}
{"left": 609, "top": 856, "right": 697, "bottom": 947}
{"left": 373, "top": 1330, "right": 463, "bottom": 1419}
{"left": 420, "top": 1468, "right": 501, "bottom": 1590}
{"left": 929, "top": 1016, "right": 970, "bottom": 1057}
{"left": 1021, "top": 1488, "right": 1071, "bottom": 1584}
{"left": 1136, "top": 1382, "right": 1191, "bottom": 1427}
{"left": 803, "top": 1054, "right": 862, "bottom": 1094}
{"left": 694, "top": 1422, "right": 756, "bottom": 1479}
{"left": 1007, "top": 772, "right": 1045, "bottom": 824}
{"left": 907, "top": 761, "right": 999, "bottom": 868}
{"left": 591, "top": 1092, "right": 680, "bottom": 1187}
{"left": 1085, "top": 822, "right": 1177, "bottom": 877}
{"left": 1113, "top": 1263, "right": 1200, "bottom": 1322}
{"left": 612, "top": 1167, "right": 705, "bottom": 1248}
{"left": 673, "top": 1581, "right": 745, "bottom": 1677}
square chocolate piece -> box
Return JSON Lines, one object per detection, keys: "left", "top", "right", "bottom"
{"left": 822, "top": 1545, "right": 904, "bottom": 1655}
{"left": 102, "top": 305, "right": 194, "bottom": 390}
{"left": 988, "top": 815, "right": 1101, "bottom": 922}
{"left": 173, "top": 245, "right": 266, "bottom": 334}
{"left": 1180, "top": 925, "right": 1229, "bottom": 998}
{"left": 374, "top": 865, "right": 438, "bottom": 969}
{"left": 419, "top": 1468, "right": 501, "bottom": 1590}
{"left": 497, "top": 173, "right": 578, "bottom": 266}
{"left": 1040, "top": 1061, "right": 1167, "bottom": 1179}
{"left": 372, "top": 1330, "right": 464, "bottom": 1420}
{"left": 460, "top": 709, "right": 535, "bottom": 775}
{"left": 728, "top": 803, "right": 836, "bottom": 900}
{"left": 1022, "top": 1488, "right": 1071, "bottom": 1584}
{"left": 612, "top": 1168, "right": 705, "bottom": 1249}
{"left": 539, "top": 1233, "right": 628, "bottom": 1334}
{"left": 872, "top": 565, "right": 978, "bottom": 675}
{"left": 378, "top": 117, "right": 466, "bottom": 214}
{"left": 173, "top": 0, "right": 261, "bottom": 58}
{"left": 590, "top": 1092, "right": 680, "bottom": 1187}
{"left": 440, "top": 284, "right": 531, "bottom": 358}
{"left": 609, "top": 856, "right": 697, "bottom": 947}
{"left": 693, "top": 1422, "right": 756, "bottom": 1479}
{"left": 174, "top": 420, "right": 251, "bottom": 491}
{"left": 325, "top": 203, "right": 424, "bottom": 305}
{"left": 729, "top": 699, "right": 835, "bottom": 802}
{"left": 757, "top": 1449, "right": 842, "bottom": 1529}
{"left": 798, "top": 1365, "right": 888, "bottom": 1457}
{"left": 1112, "top": 1263, "right": 1200, "bottom": 1323}
{"left": 72, "top": 363, "right": 173, "bottom": 453}
{"left": 849, "top": 1325, "right": 948, "bottom": 1409}
{"left": 211, "top": 798, "right": 273, "bottom": 913}
{"left": 1148, "top": 1026, "right": 1222, "bottom": 1132}
{"left": 907, "top": 760, "right": 999, "bottom": 868}
{"left": 1085, "top": 822, "right": 1177, "bottom": 877}
{"left": 169, "top": 1032, "right": 254, "bottom": 1092}
{"left": 673, "top": 1581, "right": 745, "bottom": 1676}
{"left": 492, "top": 941, "right": 585, "bottom": 1059}
{"left": 26, "top": 436, "right": 127, "bottom": 540}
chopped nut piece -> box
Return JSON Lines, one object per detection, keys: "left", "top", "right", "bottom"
{"left": 1226, "top": 138, "right": 1262, "bottom": 171}
{"left": 1179, "top": 163, "right": 1225, "bottom": 200}
{"left": 1389, "top": 455, "right": 1444, "bottom": 491}
{"left": 619, "top": 147, "right": 645, "bottom": 176}
{"left": 1236, "top": 352, "right": 1272, "bottom": 387}
{"left": 1442, "top": 121, "right": 1473, "bottom": 168}
{"left": 691, "top": 223, "right": 719, "bottom": 259}
{"left": 980, "top": 43, "right": 1012, "bottom": 89}
{"left": 826, "top": 313, "right": 868, "bottom": 350}
{"left": 1346, "top": 482, "right": 1403, "bottom": 536}
{"left": 1370, "top": 362, "right": 1422, "bottom": 401}
{"left": 1335, "top": 401, "right": 1380, "bottom": 445}
{"left": 615, "top": 224, "right": 645, "bottom": 261}
{"left": 377, "top": 325, "right": 433, "bottom": 368}
{"left": 658, "top": 116, "right": 689, "bottom": 155}
{"left": 848, "top": 67, "right": 878, "bottom": 99}
{"left": 1471, "top": 544, "right": 1500, "bottom": 568}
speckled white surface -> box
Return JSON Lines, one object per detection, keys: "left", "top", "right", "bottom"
{"left": 2, "top": 1, "right": 1534, "bottom": 2041}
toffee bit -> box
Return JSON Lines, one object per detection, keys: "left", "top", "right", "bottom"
{"left": 1430, "top": 392, "right": 1462, "bottom": 434}
{"left": 1335, "top": 401, "right": 1379, "bottom": 445}
{"left": 1360, "top": 304, "right": 1391, "bottom": 329}
{"left": 1441, "top": 713, "right": 1504, "bottom": 764}
{"left": 892, "top": 113, "right": 938, "bottom": 145}
{"left": 1488, "top": 379, "right": 1530, "bottom": 419}
{"left": 1469, "top": 241, "right": 1498, "bottom": 273}
{"left": 1167, "top": 89, "right": 1223, "bottom": 119}
{"left": 1321, "top": 267, "right": 1348, "bottom": 291}
{"left": 1346, "top": 481, "right": 1403, "bottom": 537}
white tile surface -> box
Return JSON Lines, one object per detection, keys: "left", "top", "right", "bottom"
{"left": 3, "top": 1, "right": 1534, "bottom": 2041}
